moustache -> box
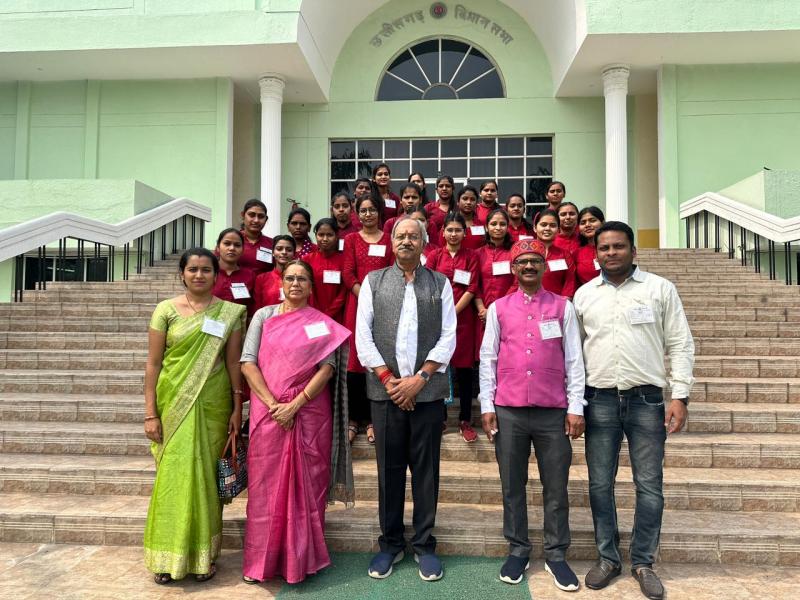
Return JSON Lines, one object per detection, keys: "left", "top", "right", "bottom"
{"left": 521, "top": 269, "right": 538, "bottom": 275}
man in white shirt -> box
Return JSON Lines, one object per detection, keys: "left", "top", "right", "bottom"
{"left": 573, "top": 221, "right": 694, "bottom": 600}
{"left": 479, "top": 239, "right": 586, "bottom": 590}
{"left": 356, "top": 217, "right": 457, "bottom": 582}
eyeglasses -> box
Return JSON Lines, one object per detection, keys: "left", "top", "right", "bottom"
{"left": 394, "top": 233, "right": 421, "bottom": 242}
{"left": 513, "top": 258, "right": 545, "bottom": 266}
{"left": 283, "top": 275, "right": 310, "bottom": 284}
{"left": 358, "top": 208, "right": 378, "bottom": 215}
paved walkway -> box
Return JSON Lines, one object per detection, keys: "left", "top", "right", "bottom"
{"left": 1, "top": 543, "right": 799, "bottom": 599}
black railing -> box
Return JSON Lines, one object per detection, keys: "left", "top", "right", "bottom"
{"left": 684, "top": 209, "right": 799, "bottom": 286}
{"left": 13, "top": 214, "right": 205, "bottom": 301}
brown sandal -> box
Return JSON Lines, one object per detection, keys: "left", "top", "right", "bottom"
{"left": 348, "top": 425, "right": 358, "bottom": 445}
{"left": 366, "top": 424, "right": 375, "bottom": 445}
{"left": 154, "top": 573, "right": 173, "bottom": 585}
{"left": 195, "top": 563, "right": 216, "bottom": 582}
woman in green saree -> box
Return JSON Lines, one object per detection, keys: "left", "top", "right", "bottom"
{"left": 143, "top": 247, "right": 246, "bottom": 584}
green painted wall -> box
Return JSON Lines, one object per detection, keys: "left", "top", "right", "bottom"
{"left": 586, "top": 0, "right": 800, "bottom": 33}
{"left": 660, "top": 64, "right": 800, "bottom": 246}
{"left": 281, "top": 0, "right": 607, "bottom": 225}
{"left": 0, "top": 78, "right": 232, "bottom": 242}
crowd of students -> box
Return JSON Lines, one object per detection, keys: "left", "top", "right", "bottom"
{"left": 211, "top": 167, "right": 607, "bottom": 443}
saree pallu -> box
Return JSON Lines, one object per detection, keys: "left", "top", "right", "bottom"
{"left": 243, "top": 307, "right": 350, "bottom": 584}
{"left": 143, "top": 300, "right": 245, "bottom": 579}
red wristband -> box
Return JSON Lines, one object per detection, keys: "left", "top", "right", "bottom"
{"left": 378, "top": 370, "right": 392, "bottom": 385}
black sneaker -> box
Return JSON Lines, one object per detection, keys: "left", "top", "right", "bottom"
{"left": 584, "top": 559, "right": 621, "bottom": 590}
{"left": 499, "top": 555, "right": 529, "bottom": 585}
{"left": 545, "top": 559, "right": 579, "bottom": 591}
{"left": 632, "top": 566, "right": 664, "bottom": 600}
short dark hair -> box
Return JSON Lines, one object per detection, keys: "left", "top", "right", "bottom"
{"left": 216, "top": 227, "right": 243, "bottom": 246}
{"left": 484, "top": 208, "right": 513, "bottom": 250}
{"left": 282, "top": 258, "right": 314, "bottom": 282}
{"left": 241, "top": 198, "right": 267, "bottom": 215}
{"left": 272, "top": 234, "right": 296, "bottom": 251}
{"left": 287, "top": 207, "right": 311, "bottom": 226}
{"left": 314, "top": 217, "right": 338, "bottom": 234}
{"left": 534, "top": 208, "right": 559, "bottom": 227}
{"left": 577, "top": 206, "right": 605, "bottom": 246}
{"left": 595, "top": 221, "right": 634, "bottom": 247}
{"left": 179, "top": 247, "right": 219, "bottom": 275}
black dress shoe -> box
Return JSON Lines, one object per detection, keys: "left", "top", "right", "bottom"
{"left": 584, "top": 559, "right": 621, "bottom": 590}
{"left": 631, "top": 566, "right": 664, "bottom": 600}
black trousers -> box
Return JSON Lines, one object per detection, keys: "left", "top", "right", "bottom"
{"left": 454, "top": 367, "right": 474, "bottom": 423}
{"left": 495, "top": 405, "right": 572, "bottom": 560}
{"left": 371, "top": 398, "right": 444, "bottom": 556}
{"left": 347, "top": 371, "right": 370, "bottom": 423}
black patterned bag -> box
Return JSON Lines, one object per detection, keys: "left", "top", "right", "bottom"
{"left": 217, "top": 430, "right": 247, "bottom": 502}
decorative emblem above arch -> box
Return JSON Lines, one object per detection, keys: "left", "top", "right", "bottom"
{"left": 376, "top": 37, "right": 505, "bottom": 101}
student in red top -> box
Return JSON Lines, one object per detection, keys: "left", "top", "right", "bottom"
{"left": 442, "top": 185, "right": 487, "bottom": 251}
{"left": 409, "top": 208, "right": 439, "bottom": 266}
{"left": 554, "top": 202, "right": 580, "bottom": 255}
{"left": 342, "top": 195, "right": 394, "bottom": 445}
{"left": 372, "top": 163, "right": 400, "bottom": 220}
{"left": 331, "top": 191, "right": 359, "bottom": 245}
{"left": 238, "top": 199, "right": 274, "bottom": 275}
{"left": 287, "top": 207, "right": 317, "bottom": 259}
{"left": 574, "top": 206, "right": 606, "bottom": 287}
{"left": 476, "top": 179, "right": 500, "bottom": 223}
{"left": 350, "top": 178, "right": 375, "bottom": 229}
{"left": 408, "top": 171, "right": 429, "bottom": 205}
{"left": 475, "top": 208, "right": 516, "bottom": 325}
{"left": 424, "top": 174, "right": 455, "bottom": 234}
{"left": 212, "top": 228, "right": 256, "bottom": 310}
{"left": 533, "top": 208, "right": 577, "bottom": 298}
{"left": 383, "top": 183, "right": 440, "bottom": 246}
{"left": 505, "top": 193, "right": 535, "bottom": 242}
{"left": 307, "top": 218, "right": 347, "bottom": 323}
{"left": 428, "top": 213, "right": 480, "bottom": 443}
{"left": 252, "top": 235, "right": 295, "bottom": 312}
{"left": 545, "top": 180, "right": 566, "bottom": 212}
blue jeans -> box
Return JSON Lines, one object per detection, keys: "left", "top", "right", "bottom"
{"left": 585, "top": 387, "right": 666, "bottom": 567}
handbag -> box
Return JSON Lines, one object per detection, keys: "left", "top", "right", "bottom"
{"left": 217, "top": 429, "right": 248, "bottom": 502}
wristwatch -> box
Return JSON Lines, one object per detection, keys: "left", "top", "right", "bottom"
{"left": 416, "top": 370, "right": 430, "bottom": 384}
{"left": 675, "top": 397, "right": 689, "bottom": 406}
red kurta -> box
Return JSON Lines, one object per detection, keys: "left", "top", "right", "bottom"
{"left": 240, "top": 233, "right": 274, "bottom": 275}
{"left": 382, "top": 191, "right": 401, "bottom": 220}
{"left": 439, "top": 216, "right": 487, "bottom": 251}
{"left": 541, "top": 244, "right": 577, "bottom": 298}
{"left": 342, "top": 231, "right": 395, "bottom": 372}
{"left": 349, "top": 210, "right": 363, "bottom": 230}
{"left": 212, "top": 267, "right": 256, "bottom": 310}
{"left": 476, "top": 245, "right": 515, "bottom": 309}
{"left": 575, "top": 244, "right": 601, "bottom": 287}
{"left": 553, "top": 230, "right": 580, "bottom": 255}
{"left": 306, "top": 249, "right": 347, "bottom": 323}
{"left": 427, "top": 246, "right": 479, "bottom": 369}
{"left": 424, "top": 200, "right": 452, "bottom": 234}
{"left": 507, "top": 221, "right": 535, "bottom": 242}
{"left": 253, "top": 270, "right": 283, "bottom": 313}
{"left": 476, "top": 202, "right": 500, "bottom": 224}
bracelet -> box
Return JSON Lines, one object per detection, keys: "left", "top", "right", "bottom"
{"left": 232, "top": 390, "right": 243, "bottom": 395}
{"left": 378, "top": 370, "right": 393, "bottom": 385}
{"left": 302, "top": 390, "right": 312, "bottom": 403}
{"left": 144, "top": 415, "right": 160, "bottom": 421}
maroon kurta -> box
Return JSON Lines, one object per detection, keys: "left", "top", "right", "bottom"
{"left": 212, "top": 266, "right": 256, "bottom": 311}
{"left": 428, "top": 246, "right": 479, "bottom": 369}
{"left": 342, "top": 231, "right": 394, "bottom": 372}
{"left": 508, "top": 221, "right": 535, "bottom": 242}
{"left": 306, "top": 249, "right": 347, "bottom": 323}
{"left": 542, "top": 244, "right": 577, "bottom": 299}
{"left": 253, "top": 270, "right": 283, "bottom": 313}
{"left": 553, "top": 230, "right": 580, "bottom": 255}
{"left": 476, "top": 202, "right": 500, "bottom": 224}
{"left": 438, "top": 216, "right": 487, "bottom": 251}
{"left": 575, "top": 244, "right": 601, "bottom": 287}
{"left": 240, "top": 233, "right": 274, "bottom": 275}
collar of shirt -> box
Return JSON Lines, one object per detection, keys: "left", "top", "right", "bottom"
{"left": 596, "top": 265, "right": 644, "bottom": 288}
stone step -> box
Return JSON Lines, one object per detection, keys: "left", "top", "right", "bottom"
{"left": 0, "top": 303, "right": 155, "bottom": 318}
{"left": 0, "top": 350, "right": 149, "bottom": 371}
{"left": 691, "top": 377, "right": 800, "bottom": 403}
{"left": 0, "top": 332, "right": 146, "bottom": 350}
{"left": 2, "top": 421, "right": 798, "bottom": 468}
{"left": 695, "top": 337, "right": 800, "bottom": 357}
{"left": 1, "top": 453, "right": 797, "bottom": 514}
{"left": 691, "top": 356, "right": 800, "bottom": 378}
{"left": 0, "top": 316, "right": 148, "bottom": 333}
{"left": 0, "top": 370, "right": 144, "bottom": 394}
{"left": 679, "top": 296, "right": 800, "bottom": 308}
{"left": 685, "top": 402, "right": 800, "bottom": 433}
{"left": 26, "top": 290, "right": 176, "bottom": 304}
{"left": 684, "top": 308, "right": 800, "bottom": 323}
{"left": 0, "top": 492, "right": 796, "bottom": 564}
{"left": 689, "top": 321, "right": 800, "bottom": 338}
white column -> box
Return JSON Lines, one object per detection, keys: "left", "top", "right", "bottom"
{"left": 259, "top": 75, "right": 285, "bottom": 237}
{"left": 602, "top": 64, "right": 630, "bottom": 223}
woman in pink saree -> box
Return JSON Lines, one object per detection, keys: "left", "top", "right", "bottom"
{"left": 240, "top": 259, "right": 351, "bottom": 584}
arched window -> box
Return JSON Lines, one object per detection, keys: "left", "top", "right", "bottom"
{"left": 377, "top": 38, "right": 504, "bottom": 101}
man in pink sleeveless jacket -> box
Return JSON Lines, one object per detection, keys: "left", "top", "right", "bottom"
{"left": 479, "top": 239, "right": 586, "bottom": 590}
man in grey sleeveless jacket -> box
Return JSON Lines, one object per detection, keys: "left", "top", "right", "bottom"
{"left": 356, "top": 217, "right": 456, "bottom": 582}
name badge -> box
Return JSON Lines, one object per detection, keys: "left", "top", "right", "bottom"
{"left": 539, "top": 319, "right": 562, "bottom": 340}
{"left": 629, "top": 305, "right": 655, "bottom": 325}
{"left": 593, "top": 258, "right": 600, "bottom": 271}
{"left": 470, "top": 225, "right": 485, "bottom": 236}
{"left": 323, "top": 270, "right": 341, "bottom": 284}
{"left": 202, "top": 317, "right": 227, "bottom": 338}
{"left": 518, "top": 235, "right": 534, "bottom": 241}
{"left": 304, "top": 321, "right": 330, "bottom": 339}
{"left": 368, "top": 244, "right": 387, "bottom": 257}
{"left": 420, "top": 255, "right": 427, "bottom": 266}
{"left": 548, "top": 258, "right": 568, "bottom": 272}
{"left": 230, "top": 283, "right": 250, "bottom": 299}
{"left": 338, "top": 239, "right": 345, "bottom": 252}
{"left": 256, "top": 247, "right": 273, "bottom": 263}
{"left": 492, "top": 261, "right": 511, "bottom": 276}
{"left": 384, "top": 198, "right": 397, "bottom": 209}
{"left": 453, "top": 269, "right": 471, "bottom": 286}
{"left": 279, "top": 288, "right": 285, "bottom": 301}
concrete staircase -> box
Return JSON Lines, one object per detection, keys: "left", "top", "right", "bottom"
{"left": 0, "top": 249, "right": 798, "bottom": 566}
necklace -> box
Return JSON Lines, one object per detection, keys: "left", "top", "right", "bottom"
{"left": 185, "top": 293, "right": 212, "bottom": 314}
{"left": 278, "top": 301, "right": 300, "bottom": 315}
